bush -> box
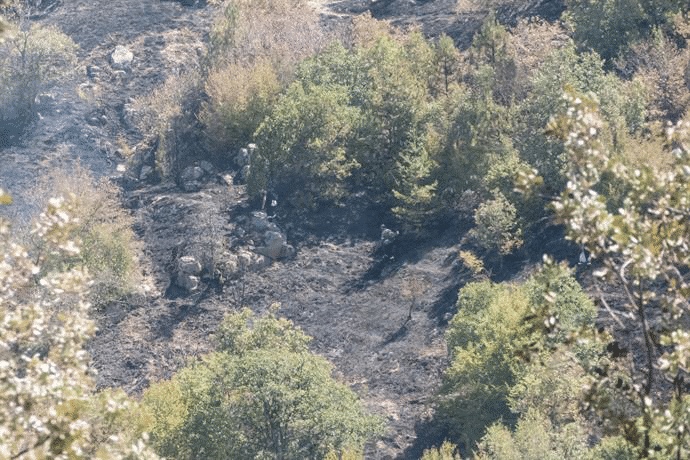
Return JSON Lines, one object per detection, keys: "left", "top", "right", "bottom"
{"left": 621, "top": 27, "right": 690, "bottom": 122}
{"left": 523, "top": 89, "right": 690, "bottom": 457}
{"left": 200, "top": 58, "right": 280, "bottom": 155}
{"left": 250, "top": 73, "right": 362, "bottom": 206}
{"left": 249, "top": 30, "right": 443, "bottom": 217}
{"left": 516, "top": 43, "right": 647, "bottom": 194}
{"left": 0, "top": 19, "right": 76, "bottom": 124}
{"left": 142, "top": 308, "right": 383, "bottom": 460}
{"left": 130, "top": 69, "right": 203, "bottom": 176}
{"left": 201, "top": 0, "right": 326, "bottom": 162}
{"left": 440, "top": 263, "right": 595, "bottom": 451}
{"left": 475, "top": 408, "right": 588, "bottom": 460}
{"left": 440, "top": 281, "right": 529, "bottom": 449}
{"left": 32, "top": 167, "right": 143, "bottom": 307}
{"left": 468, "top": 190, "right": 522, "bottom": 257}
{"left": 420, "top": 441, "right": 463, "bottom": 460}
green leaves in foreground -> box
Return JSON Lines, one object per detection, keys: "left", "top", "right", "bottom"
{"left": 520, "top": 89, "right": 690, "bottom": 457}
{"left": 142, "top": 307, "right": 383, "bottom": 460}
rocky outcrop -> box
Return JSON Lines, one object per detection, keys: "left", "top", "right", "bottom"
{"left": 256, "top": 230, "right": 294, "bottom": 260}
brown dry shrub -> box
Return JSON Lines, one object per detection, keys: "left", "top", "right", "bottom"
{"left": 201, "top": 0, "right": 327, "bottom": 156}
{"left": 348, "top": 12, "right": 401, "bottom": 48}
{"left": 129, "top": 68, "right": 202, "bottom": 175}
{"left": 510, "top": 17, "right": 570, "bottom": 83}
{"left": 620, "top": 30, "right": 690, "bottom": 122}
{"left": 200, "top": 58, "right": 280, "bottom": 155}
{"left": 32, "top": 166, "right": 143, "bottom": 307}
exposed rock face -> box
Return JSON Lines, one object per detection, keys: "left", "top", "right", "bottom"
{"left": 110, "top": 45, "right": 134, "bottom": 70}
{"left": 139, "top": 165, "right": 155, "bottom": 181}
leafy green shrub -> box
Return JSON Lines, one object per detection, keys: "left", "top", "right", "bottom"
{"left": 522, "top": 261, "right": 596, "bottom": 337}
{"left": 0, "top": 20, "right": 76, "bottom": 123}
{"left": 516, "top": 43, "right": 647, "bottom": 194}
{"left": 440, "top": 281, "right": 529, "bottom": 449}
{"left": 584, "top": 436, "right": 638, "bottom": 460}
{"left": 440, "top": 264, "right": 595, "bottom": 451}
{"left": 420, "top": 441, "right": 462, "bottom": 460}
{"left": 250, "top": 72, "right": 362, "bottom": 207}
{"left": 142, "top": 307, "right": 383, "bottom": 460}
{"left": 468, "top": 190, "right": 522, "bottom": 256}
{"left": 475, "top": 408, "right": 588, "bottom": 460}
{"left": 436, "top": 85, "right": 517, "bottom": 196}
{"left": 521, "top": 89, "right": 690, "bottom": 457}
{"left": 249, "top": 30, "right": 445, "bottom": 218}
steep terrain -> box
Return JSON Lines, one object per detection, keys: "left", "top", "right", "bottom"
{"left": 0, "top": 1, "right": 574, "bottom": 458}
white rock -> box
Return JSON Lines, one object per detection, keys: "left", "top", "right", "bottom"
{"left": 177, "top": 274, "right": 199, "bottom": 291}
{"left": 178, "top": 255, "right": 202, "bottom": 275}
{"left": 139, "top": 165, "right": 154, "bottom": 181}
{"left": 257, "top": 231, "right": 287, "bottom": 259}
{"left": 110, "top": 45, "right": 133, "bottom": 70}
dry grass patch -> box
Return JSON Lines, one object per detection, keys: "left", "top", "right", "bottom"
{"left": 32, "top": 166, "right": 144, "bottom": 308}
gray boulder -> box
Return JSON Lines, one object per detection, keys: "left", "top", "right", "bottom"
{"left": 179, "top": 165, "right": 205, "bottom": 192}
{"left": 139, "top": 165, "right": 154, "bottom": 181}
{"left": 235, "top": 147, "right": 250, "bottom": 167}
{"left": 110, "top": 45, "right": 134, "bottom": 70}
{"left": 250, "top": 211, "right": 278, "bottom": 233}
{"left": 176, "top": 255, "right": 202, "bottom": 291}
{"left": 257, "top": 230, "right": 294, "bottom": 260}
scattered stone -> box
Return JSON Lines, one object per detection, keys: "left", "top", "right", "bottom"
{"left": 199, "top": 160, "right": 215, "bottom": 175}
{"left": 179, "top": 165, "right": 205, "bottom": 192}
{"left": 220, "top": 174, "right": 234, "bottom": 186}
{"left": 86, "top": 65, "right": 102, "bottom": 80}
{"left": 176, "top": 255, "right": 202, "bottom": 291}
{"left": 250, "top": 211, "right": 279, "bottom": 233}
{"left": 139, "top": 165, "right": 154, "bottom": 181}
{"left": 110, "top": 45, "right": 134, "bottom": 70}
{"left": 256, "top": 230, "right": 293, "bottom": 260}
{"left": 85, "top": 110, "right": 106, "bottom": 126}
{"left": 238, "top": 164, "right": 250, "bottom": 184}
